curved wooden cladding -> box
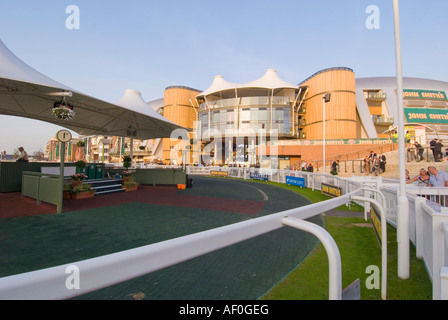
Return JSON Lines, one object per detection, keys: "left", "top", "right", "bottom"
{"left": 164, "top": 87, "right": 199, "bottom": 130}
{"left": 302, "top": 69, "right": 357, "bottom": 139}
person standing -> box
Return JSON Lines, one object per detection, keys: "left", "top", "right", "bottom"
{"left": 307, "top": 163, "right": 314, "bottom": 172}
{"left": 379, "top": 154, "right": 386, "bottom": 172}
{"left": 414, "top": 141, "right": 424, "bottom": 162}
{"left": 435, "top": 139, "right": 443, "bottom": 162}
{"left": 331, "top": 160, "right": 339, "bottom": 174}
{"left": 405, "top": 131, "right": 411, "bottom": 146}
{"left": 368, "top": 151, "right": 376, "bottom": 173}
{"left": 372, "top": 155, "right": 381, "bottom": 175}
{"left": 363, "top": 156, "right": 370, "bottom": 175}
{"left": 392, "top": 130, "right": 398, "bottom": 140}
{"left": 430, "top": 138, "right": 437, "bottom": 161}
{"left": 16, "top": 147, "right": 29, "bottom": 162}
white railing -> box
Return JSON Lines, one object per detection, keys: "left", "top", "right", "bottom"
{"left": 0, "top": 173, "right": 362, "bottom": 300}
{"left": 191, "top": 166, "right": 448, "bottom": 299}
{"left": 370, "top": 181, "right": 448, "bottom": 300}
{"left": 441, "top": 222, "right": 448, "bottom": 300}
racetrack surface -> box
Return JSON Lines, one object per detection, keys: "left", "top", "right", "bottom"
{"left": 0, "top": 176, "right": 322, "bottom": 300}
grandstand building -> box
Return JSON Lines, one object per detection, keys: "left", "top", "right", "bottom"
{"left": 54, "top": 68, "right": 448, "bottom": 169}
{"left": 152, "top": 68, "right": 448, "bottom": 168}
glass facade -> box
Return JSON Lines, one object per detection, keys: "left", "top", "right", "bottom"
{"left": 198, "top": 96, "right": 293, "bottom": 136}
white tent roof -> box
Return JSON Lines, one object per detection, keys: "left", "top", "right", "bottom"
{"left": 197, "top": 75, "right": 239, "bottom": 97}
{"left": 146, "top": 98, "right": 164, "bottom": 111}
{"left": 115, "top": 89, "right": 180, "bottom": 128}
{"left": 241, "top": 69, "right": 297, "bottom": 90}
{"left": 0, "top": 40, "right": 73, "bottom": 91}
{"left": 197, "top": 69, "right": 297, "bottom": 98}
{"left": 0, "top": 39, "right": 183, "bottom": 140}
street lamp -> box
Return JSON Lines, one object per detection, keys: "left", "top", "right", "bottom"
{"left": 323, "top": 93, "right": 331, "bottom": 173}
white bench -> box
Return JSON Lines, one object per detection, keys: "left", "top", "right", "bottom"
{"left": 41, "top": 166, "right": 76, "bottom": 177}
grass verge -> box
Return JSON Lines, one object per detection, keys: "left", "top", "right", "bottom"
{"left": 249, "top": 180, "right": 432, "bottom": 300}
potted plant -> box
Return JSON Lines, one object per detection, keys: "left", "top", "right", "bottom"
{"left": 76, "top": 141, "right": 85, "bottom": 147}
{"left": 63, "top": 184, "right": 73, "bottom": 200}
{"left": 123, "top": 155, "right": 132, "bottom": 169}
{"left": 74, "top": 160, "right": 87, "bottom": 174}
{"left": 122, "top": 170, "right": 135, "bottom": 183}
{"left": 122, "top": 179, "right": 139, "bottom": 192}
{"left": 72, "top": 183, "right": 95, "bottom": 199}
{"left": 71, "top": 173, "right": 88, "bottom": 186}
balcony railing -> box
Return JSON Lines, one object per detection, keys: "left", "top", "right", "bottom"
{"left": 372, "top": 115, "right": 394, "bottom": 125}
{"left": 366, "top": 92, "right": 387, "bottom": 100}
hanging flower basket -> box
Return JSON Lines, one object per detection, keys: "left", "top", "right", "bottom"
{"left": 53, "top": 101, "right": 75, "bottom": 120}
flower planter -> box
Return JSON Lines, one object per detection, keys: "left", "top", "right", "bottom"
{"left": 123, "top": 185, "right": 138, "bottom": 192}
{"left": 71, "top": 179, "right": 83, "bottom": 187}
{"left": 123, "top": 176, "right": 132, "bottom": 183}
{"left": 63, "top": 191, "right": 72, "bottom": 200}
{"left": 72, "top": 191, "right": 95, "bottom": 200}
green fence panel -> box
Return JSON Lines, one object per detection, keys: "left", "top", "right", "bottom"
{"left": 134, "top": 169, "right": 186, "bottom": 186}
{"left": 39, "top": 176, "right": 61, "bottom": 205}
{"left": 88, "top": 164, "right": 97, "bottom": 180}
{"left": 0, "top": 162, "right": 75, "bottom": 193}
{"left": 95, "top": 166, "right": 104, "bottom": 179}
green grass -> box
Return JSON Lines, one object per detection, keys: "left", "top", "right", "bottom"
{"left": 251, "top": 180, "right": 433, "bottom": 300}
{"left": 253, "top": 179, "right": 365, "bottom": 211}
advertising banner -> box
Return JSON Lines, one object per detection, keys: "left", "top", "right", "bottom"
{"left": 403, "top": 89, "right": 447, "bottom": 101}
{"left": 250, "top": 172, "right": 268, "bottom": 181}
{"left": 321, "top": 183, "right": 342, "bottom": 197}
{"left": 404, "top": 108, "right": 448, "bottom": 124}
{"left": 371, "top": 206, "right": 382, "bottom": 247}
{"left": 286, "top": 176, "right": 306, "bottom": 187}
{"left": 210, "top": 171, "right": 228, "bottom": 177}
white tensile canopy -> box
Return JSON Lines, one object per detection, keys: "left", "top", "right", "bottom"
{"left": 197, "top": 75, "right": 239, "bottom": 97}
{"left": 197, "top": 69, "right": 298, "bottom": 99}
{"left": 0, "top": 39, "right": 183, "bottom": 140}
{"left": 241, "top": 69, "right": 298, "bottom": 90}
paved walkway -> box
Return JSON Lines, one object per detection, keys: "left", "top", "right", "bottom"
{"left": 0, "top": 176, "right": 344, "bottom": 300}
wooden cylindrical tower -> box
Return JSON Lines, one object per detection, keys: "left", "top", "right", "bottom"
{"left": 302, "top": 68, "right": 356, "bottom": 140}
{"left": 162, "top": 86, "right": 201, "bottom": 164}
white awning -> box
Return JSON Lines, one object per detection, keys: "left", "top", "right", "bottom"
{"left": 0, "top": 39, "right": 183, "bottom": 140}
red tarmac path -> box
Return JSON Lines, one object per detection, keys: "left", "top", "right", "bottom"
{"left": 0, "top": 185, "right": 265, "bottom": 219}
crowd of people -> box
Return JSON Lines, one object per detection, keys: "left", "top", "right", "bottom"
{"left": 289, "top": 161, "right": 314, "bottom": 172}
{"left": 363, "top": 150, "right": 386, "bottom": 176}
{"left": 408, "top": 138, "right": 448, "bottom": 162}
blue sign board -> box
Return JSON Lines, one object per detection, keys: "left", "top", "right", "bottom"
{"left": 250, "top": 172, "right": 268, "bottom": 181}
{"left": 286, "top": 176, "right": 306, "bottom": 187}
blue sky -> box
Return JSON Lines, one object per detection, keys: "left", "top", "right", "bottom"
{"left": 1, "top": 0, "right": 448, "bottom": 154}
